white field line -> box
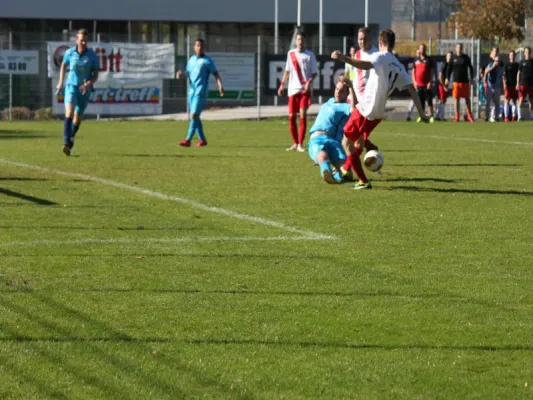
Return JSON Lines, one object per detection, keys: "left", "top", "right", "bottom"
{"left": 0, "top": 158, "right": 334, "bottom": 240}
{"left": 0, "top": 236, "right": 329, "bottom": 248}
{"left": 386, "top": 132, "right": 533, "bottom": 147}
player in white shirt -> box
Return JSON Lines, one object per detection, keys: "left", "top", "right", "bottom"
{"left": 347, "top": 27, "right": 379, "bottom": 154}
{"left": 332, "top": 29, "right": 429, "bottom": 190}
{"left": 278, "top": 31, "right": 318, "bottom": 152}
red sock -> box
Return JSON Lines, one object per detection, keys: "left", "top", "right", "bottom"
{"left": 343, "top": 157, "right": 352, "bottom": 173}
{"left": 289, "top": 116, "right": 298, "bottom": 144}
{"left": 350, "top": 149, "right": 368, "bottom": 183}
{"left": 298, "top": 118, "right": 307, "bottom": 145}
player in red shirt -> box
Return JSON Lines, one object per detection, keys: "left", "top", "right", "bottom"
{"left": 412, "top": 44, "right": 434, "bottom": 119}
{"left": 278, "top": 31, "right": 318, "bottom": 152}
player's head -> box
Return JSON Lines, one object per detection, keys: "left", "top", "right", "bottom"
{"left": 349, "top": 45, "right": 357, "bottom": 57}
{"left": 295, "top": 31, "right": 305, "bottom": 51}
{"left": 194, "top": 39, "right": 205, "bottom": 56}
{"left": 525, "top": 47, "right": 531, "bottom": 59}
{"left": 446, "top": 51, "right": 453, "bottom": 62}
{"left": 455, "top": 43, "right": 463, "bottom": 55}
{"left": 334, "top": 78, "right": 349, "bottom": 103}
{"left": 490, "top": 46, "right": 500, "bottom": 59}
{"left": 76, "top": 29, "right": 88, "bottom": 51}
{"left": 378, "top": 29, "right": 395, "bottom": 51}
{"left": 493, "top": 55, "right": 500, "bottom": 65}
{"left": 357, "top": 27, "right": 371, "bottom": 52}
{"left": 415, "top": 49, "right": 421, "bottom": 58}
{"left": 418, "top": 43, "right": 427, "bottom": 56}
{"left": 509, "top": 50, "right": 516, "bottom": 62}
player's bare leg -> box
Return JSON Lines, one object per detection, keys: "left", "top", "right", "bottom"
{"left": 454, "top": 98, "right": 461, "bottom": 122}
{"left": 465, "top": 98, "right": 474, "bottom": 122}
{"left": 297, "top": 107, "right": 307, "bottom": 152}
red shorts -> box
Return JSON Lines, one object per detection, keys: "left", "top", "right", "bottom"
{"left": 438, "top": 84, "right": 449, "bottom": 101}
{"left": 288, "top": 92, "right": 311, "bottom": 114}
{"left": 519, "top": 85, "right": 533, "bottom": 99}
{"left": 505, "top": 87, "right": 519, "bottom": 100}
{"left": 343, "top": 108, "right": 382, "bottom": 142}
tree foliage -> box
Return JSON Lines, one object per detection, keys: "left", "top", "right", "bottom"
{"left": 451, "top": 0, "right": 532, "bottom": 41}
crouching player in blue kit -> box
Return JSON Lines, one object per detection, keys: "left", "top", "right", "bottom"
{"left": 56, "top": 29, "right": 99, "bottom": 156}
{"left": 176, "top": 39, "right": 225, "bottom": 147}
{"left": 308, "top": 76, "right": 356, "bottom": 184}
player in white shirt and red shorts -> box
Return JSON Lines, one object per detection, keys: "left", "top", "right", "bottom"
{"left": 332, "top": 29, "right": 429, "bottom": 190}
{"left": 349, "top": 27, "right": 379, "bottom": 153}
{"left": 278, "top": 31, "right": 318, "bottom": 152}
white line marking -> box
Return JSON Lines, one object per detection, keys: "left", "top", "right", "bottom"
{"left": 0, "top": 158, "right": 334, "bottom": 240}
{"left": 386, "top": 132, "right": 533, "bottom": 147}
{"left": 0, "top": 236, "right": 329, "bottom": 248}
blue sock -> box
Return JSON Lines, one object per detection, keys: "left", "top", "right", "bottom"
{"left": 63, "top": 117, "right": 73, "bottom": 146}
{"left": 70, "top": 121, "right": 80, "bottom": 148}
{"left": 319, "top": 161, "right": 332, "bottom": 177}
{"left": 71, "top": 121, "right": 80, "bottom": 137}
{"left": 196, "top": 119, "right": 206, "bottom": 141}
{"left": 186, "top": 119, "right": 197, "bottom": 141}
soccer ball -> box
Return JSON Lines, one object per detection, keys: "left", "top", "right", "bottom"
{"left": 364, "top": 150, "right": 384, "bottom": 172}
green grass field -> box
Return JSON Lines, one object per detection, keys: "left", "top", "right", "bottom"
{"left": 1, "top": 118, "right": 532, "bottom": 399}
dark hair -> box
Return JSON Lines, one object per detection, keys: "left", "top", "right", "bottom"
{"left": 378, "top": 29, "right": 396, "bottom": 50}
{"left": 525, "top": 46, "right": 532, "bottom": 52}
{"left": 195, "top": 38, "right": 205, "bottom": 46}
{"left": 296, "top": 31, "right": 305, "bottom": 39}
{"left": 509, "top": 50, "right": 516, "bottom": 55}
{"left": 358, "top": 27, "right": 370, "bottom": 36}
{"left": 446, "top": 51, "right": 453, "bottom": 56}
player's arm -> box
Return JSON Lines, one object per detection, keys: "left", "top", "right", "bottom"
{"left": 468, "top": 57, "right": 475, "bottom": 83}
{"left": 331, "top": 51, "right": 373, "bottom": 70}
{"left": 340, "top": 76, "right": 357, "bottom": 111}
{"left": 278, "top": 70, "right": 290, "bottom": 96}
{"left": 56, "top": 61, "right": 67, "bottom": 94}
{"left": 213, "top": 72, "right": 224, "bottom": 96}
{"left": 406, "top": 84, "right": 429, "bottom": 122}
{"left": 516, "top": 70, "right": 521, "bottom": 90}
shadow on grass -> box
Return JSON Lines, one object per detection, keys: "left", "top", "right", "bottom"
{"left": 0, "top": 177, "right": 48, "bottom": 181}
{"left": 389, "top": 163, "right": 522, "bottom": 167}
{"left": 120, "top": 153, "right": 249, "bottom": 158}
{"left": 188, "top": 338, "right": 533, "bottom": 352}
{"left": 378, "top": 177, "right": 468, "bottom": 183}
{"left": 388, "top": 185, "right": 533, "bottom": 196}
{"left": 0, "top": 188, "right": 57, "bottom": 205}
{"left": 0, "top": 294, "right": 252, "bottom": 398}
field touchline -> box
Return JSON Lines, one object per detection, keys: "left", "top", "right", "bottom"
{"left": 0, "top": 158, "right": 335, "bottom": 240}
{"left": 387, "top": 132, "right": 533, "bottom": 147}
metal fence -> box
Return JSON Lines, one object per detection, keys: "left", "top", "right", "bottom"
{"left": 0, "top": 31, "right": 367, "bottom": 118}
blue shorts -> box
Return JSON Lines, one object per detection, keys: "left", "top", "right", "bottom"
{"left": 64, "top": 85, "right": 91, "bottom": 116}
{"left": 308, "top": 134, "right": 346, "bottom": 166}
{"left": 189, "top": 94, "right": 206, "bottom": 116}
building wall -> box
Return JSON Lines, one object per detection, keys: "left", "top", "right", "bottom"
{"left": 2, "top": 0, "right": 392, "bottom": 29}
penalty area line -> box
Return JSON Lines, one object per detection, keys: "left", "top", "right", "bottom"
{"left": 0, "top": 158, "right": 335, "bottom": 240}
{"left": 0, "top": 236, "right": 331, "bottom": 248}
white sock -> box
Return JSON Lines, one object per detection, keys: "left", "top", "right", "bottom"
{"left": 503, "top": 103, "right": 509, "bottom": 118}
{"left": 512, "top": 104, "right": 517, "bottom": 118}
{"left": 518, "top": 107, "right": 522, "bottom": 120}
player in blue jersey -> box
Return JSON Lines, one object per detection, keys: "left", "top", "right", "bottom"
{"left": 56, "top": 29, "right": 99, "bottom": 156}
{"left": 176, "top": 39, "right": 225, "bottom": 147}
{"left": 308, "top": 76, "right": 356, "bottom": 184}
